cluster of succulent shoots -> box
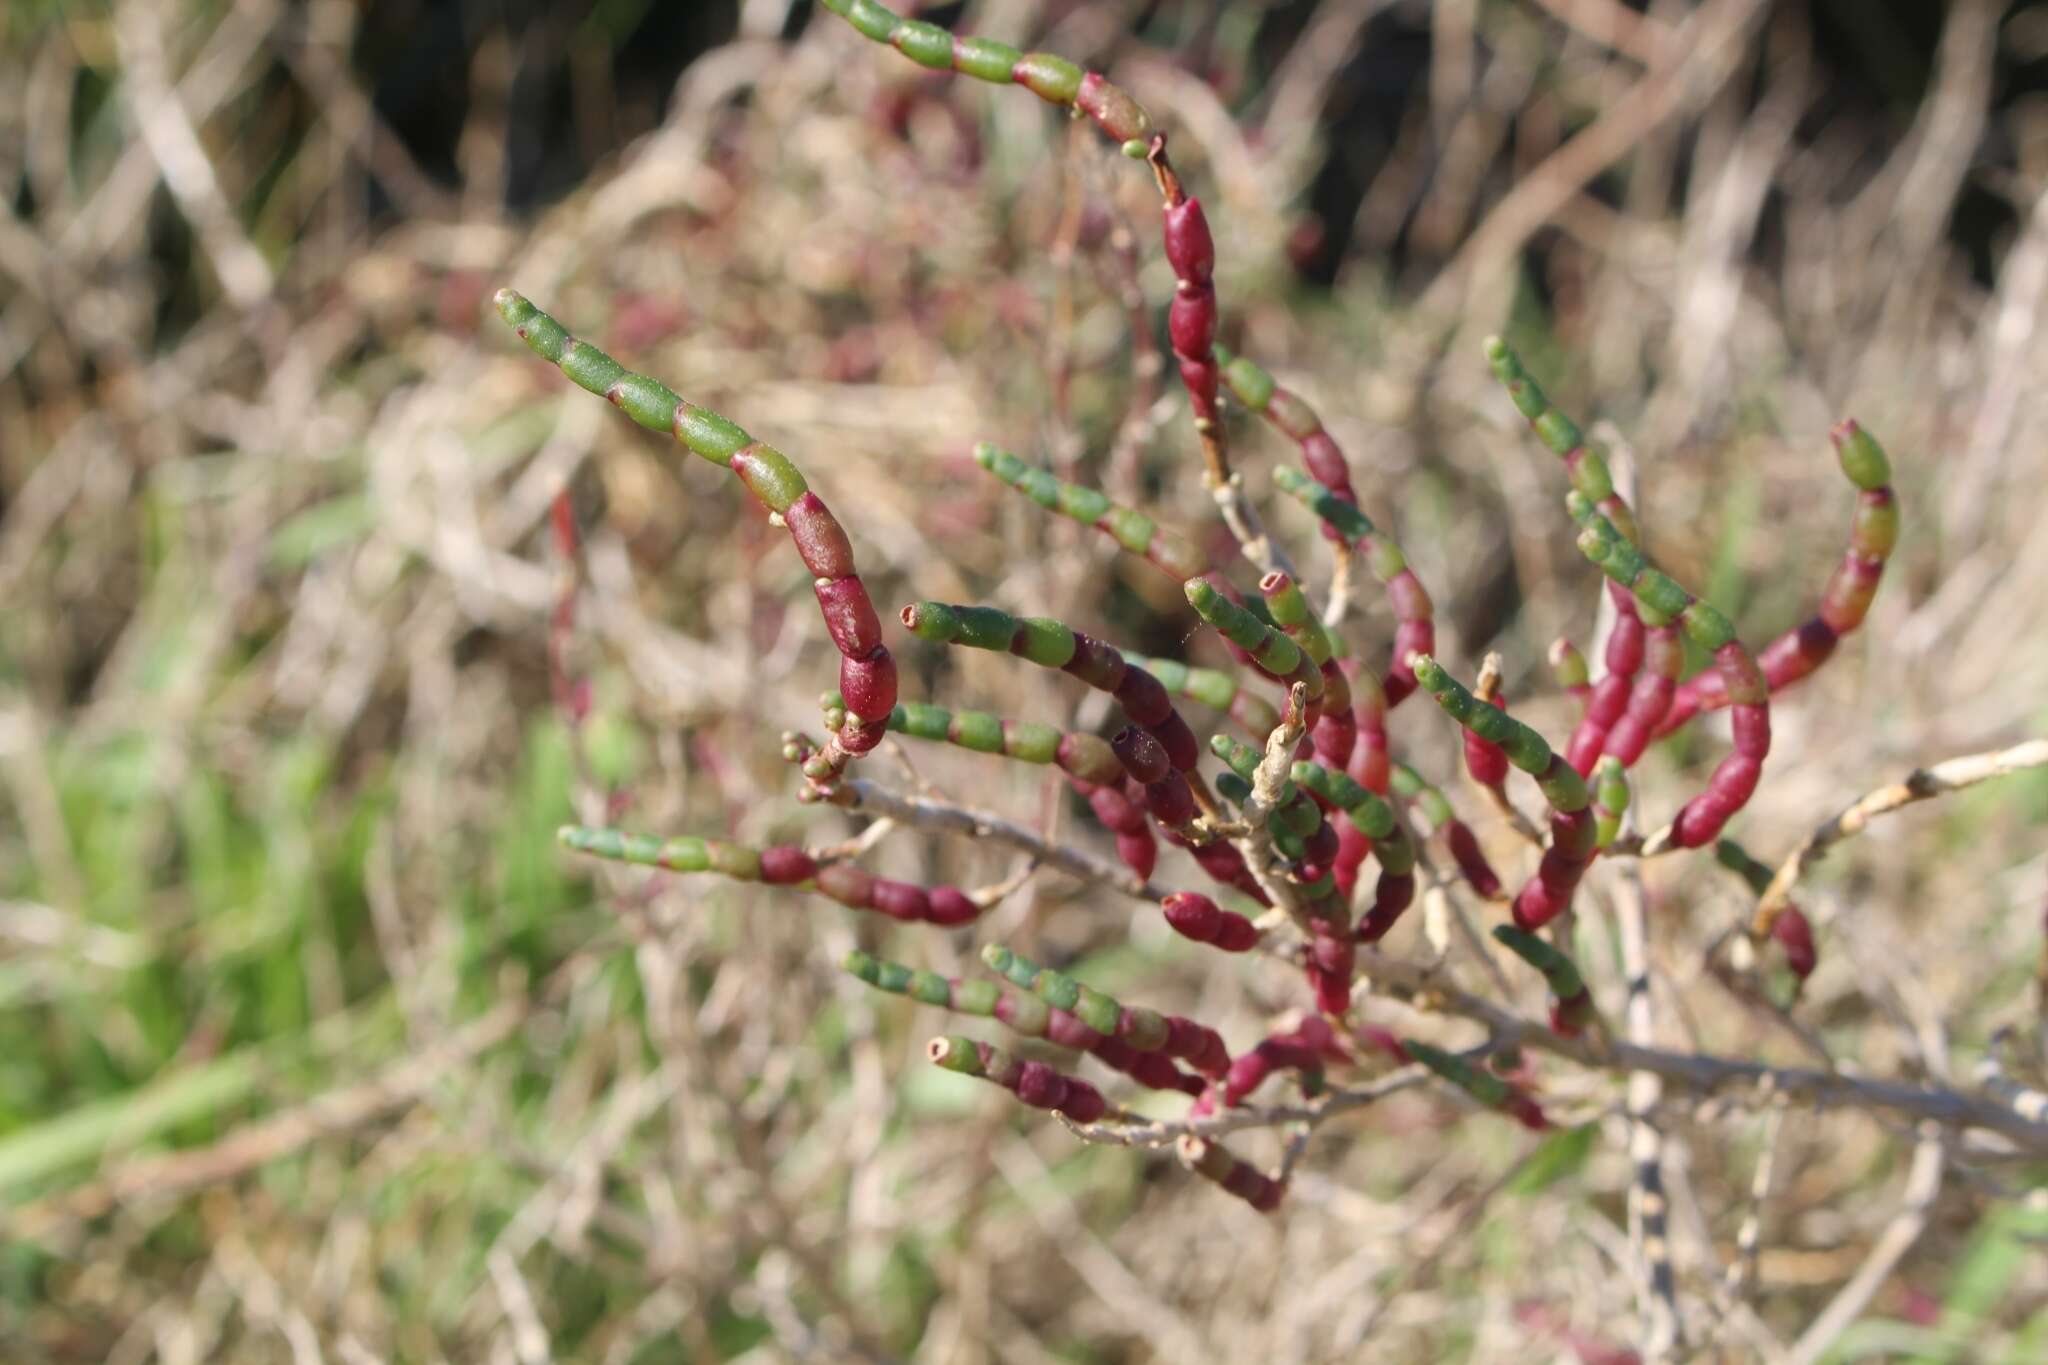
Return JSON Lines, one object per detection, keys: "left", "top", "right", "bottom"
{"left": 501, "top": 0, "right": 1898, "bottom": 1211}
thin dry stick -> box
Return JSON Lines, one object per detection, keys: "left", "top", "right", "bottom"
{"left": 1723, "top": 1096, "right": 1785, "bottom": 1303}
{"left": 1752, "top": 739, "right": 2048, "bottom": 938}
{"left": 1233, "top": 684, "right": 1315, "bottom": 926}
{"left": 830, "top": 776, "right": 1168, "bottom": 903}
{"left": 1785, "top": 1124, "right": 1946, "bottom": 1365}
{"left": 1615, "top": 865, "right": 1683, "bottom": 1361}
{"left": 1065, "top": 1064, "right": 1428, "bottom": 1149}
{"left": 1354, "top": 951, "right": 2048, "bottom": 1155}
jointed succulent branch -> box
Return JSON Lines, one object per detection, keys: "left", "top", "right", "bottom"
{"left": 559, "top": 825, "right": 980, "bottom": 925}
{"left": 1388, "top": 761, "right": 1503, "bottom": 901}
{"left": 1493, "top": 926, "right": 1596, "bottom": 1037}
{"left": 825, "top": 692, "right": 1124, "bottom": 785}
{"left": 1569, "top": 494, "right": 1770, "bottom": 849}
{"left": 1657, "top": 421, "right": 1901, "bottom": 737}
{"left": 845, "top": 951, "right": 1204, "bottom": 1095}
{"left": 1273, "top": 466, "right": 1437, "bottom": 707}
{"left": 1412, "top": 655, "right": 1595, "bottom": 929}
{"left": 1123, "top": 653, "right": 1282, "bottom": 739}
{"left": 980, "top": 945, "right": 1230, "bottom": 1076}
{"left": 494, "top": 291, "right": 894, "bottom": 789}
{"left": 1404, "top": 1041, "right": 1549, "bottom": 1130}
{"left": 973, "top": 443, "right": 1206, "bottom": 582}
{"left": 928, "top": 1034, "right": 1114, "bottom": 1124}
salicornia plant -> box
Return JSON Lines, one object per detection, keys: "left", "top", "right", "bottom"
{"left": 492, "top": 1, "right": 2046, "bottom": 1268}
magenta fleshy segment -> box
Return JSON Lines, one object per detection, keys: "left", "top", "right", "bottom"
{"left": 1672, "top": 755, "right": 1762, "bottom": 847}
{"left": 1299, "top": 432, "right": 1349, "bottom": 492}
{"left": 1111, "top": 726, "right": 1171, "bottom": 784}
{"left": 1147, "top": 711, "right": 1200, "bottom": 772}
{"left": 1013, "top": 1061, "right": 1066, "bottom": 1110}
{"left": 1165, "top": 828, "right": 1271, "bottom": 904}
{"left": 1332, "top": 821, "right": 1372, "bottom": 898}
{"left": 1773, "top": 905, "right": 1817, "bottom": 979}
{"left": 869, "top": 879, "right": 931, "bottom": 921}
{"left": 1113, "top": 666, "right": 1172, "bottom": 726}
{"left": 1160, "top": 891, "right": 1258, "bottom": 952}
{"left": 1730, "top": 702, "right": 1770, "bottom": 758}
{"left": 838, "top": 719, "right": 886, "bottom": 755}
{"left": 1357, "top": 871, "right": 1416, "bottom": 943}
{"left": 1511, "top": 807, "right": 1597, "bottom": 930}
{"left": 1302, "top": 817, "right": 1339, "bottom": 870}
{"left": 1385, "top": 617, "right": 1434, "bottom": 707}
{"left": 759, "top": 845, "right": 819, "bottom": 886}
{"left": 1177, "top": 356, "right": 1220, "bottom": 418}
{"left": 1464, "top": 693, "right": 1510, "bottom": 787}
{"left": 838, "top": 649, "right": 899, "bottom": 722}
{"left": 814, "top": 576, "right": 882, "bottom": 659}
{"left": 1169, "top": 289, "right": 1217, "bottom": 358}
{"left": 786, "top": 493, "right": 856, "bottom": 579}
{"left": 926, "top": 886, "right": 980, "bottom": 926}
{"left": 1115, "top": 830, "right": 1158, "bottom": 879}
{"left": 1444, "top": 820, "right": 1501, "bottom": 899}
{"left": 1144, "top": 775, "right": 1197, "bottom": 827}
{"left": 1073, "top": 71, "right": 1148, "bottom": 142}
{"left": 1163, "top": 197, "right": 1215, "bottom": 283}
{"left": 1061, "top": 633, "right": 1128, "bottom": 691}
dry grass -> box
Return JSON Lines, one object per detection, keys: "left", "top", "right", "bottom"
{"left": 2, "top": 1, "right": 2046, "bottom": 1360}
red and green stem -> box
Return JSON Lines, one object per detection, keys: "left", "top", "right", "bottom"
{"left": 845, "top": 951, "right": 1203, "bottom": 1095}
{"left": 495, "top": 291, "right": 894, "bottom": 786}
{"left": 1390, "top": 762, "right": 1503, "bottom": 900}
{"left": 1570, "top": 495, "right": 1769, "bottom": 847}
{"left": 1493, "top": 927, "right": 1596, "bottom": 1037}
{"left": 560, "top": 826, "right": 980, "bottom": 926}
{"left": 1158, "top": 890, "right": 1260, "bottom": 953}
{"left": 973, "top": 443, "right": 1208, "bottom": 582}
{"left": 1406, "top": 1040, "right": 1549, "bottom": 1130}
{"left": 1203, "top": 1016, "right": 1342, "bottom": 1112}
{"left": 1656, "top": 420, "right": 1899, "bottom": 738}
{"left": 1411, "top": 655, "right": 1594, "bottom": 930}
{"left": 1291, "top": 758, "right": 1420, "bottom": 942}
{"left": 1262, "top": 570, "right": 1357, "bottom": 771}
{"left": 1714, "top": 840, "right": 1817, "bottom": 980}
{"left": 1272, "top": 466, "right": 1437, "bottom": 706}
{"left": 899, "top": 601, "right": 1201, "bottom": 828}
{"left": 1123, "top": 654, "right": 1281, "bottom": 739}
{"left": 1216, "top": 345, "right": 1361, "bottom": 540}
{"left": 1184, "top": 578, "right": 1324, "bottom": 726}
{"left": 928, "top": 1035, "right": 1112, "bottom": 1124}
{"left": 980, "top": 945, "right": 1229, "bottom": 1077}
{"left": 824, "top": 693, "right": 1124, "bottom": 785}
{"left": 1178, "top": 1136, "right": 1286, "bottom": 1212}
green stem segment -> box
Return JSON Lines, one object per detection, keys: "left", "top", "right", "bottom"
{"left": 822, "top": 692, "right": 1123, "bottom": 785}
{"left": 494, "top": 290, "right": 895, "bottom": 785}
{"left": 973, "top": 443, "right": 1206, "bottom": 582}
{"left": 1272, "top": 466, "right": 1436, "bottom": 706}
{"left": 1569, "top": 495, "right": 1770, "bottom": 847}
{"left": 899, "top": 601, "right": 1200, "bottom": 827}
{"left": 979, "top": 945, "right": 1229, "bottom": 1076}
{"left": 1492, "top": 927, "right": 1596, "bottom": 1037}
{"left": 1406, "top": 1041, "right": 1549, "bottom": 1130}
{"left": 1656, "top": 420, "right": 1900, "bottom": 738}
{"left": 819, "top": 0, "right": 1153, "bottom": 147}
{"left": 844, "top": 951, "right": 1203, "bottom": 1095}
{"left": 1390, "top": 762, "right": 1503, "bottom": 900}
{"left": 1591, "top": 756, "right": 1630, "bottom": 849}
{"left": 1411, "top": 655, "right": 1593, "bottom": 930}
{"left": 559, "top": 826, "right": 980, "bottom": 925}
{"left": 928, "top": 1035, "right": 1112, "bottom": 1123}
{"left": 1290, "top": 758, "right": 1419, "bottom": 943}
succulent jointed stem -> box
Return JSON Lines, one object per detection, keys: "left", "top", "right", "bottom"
{"left": 560, "top": 826, "right": 980, "bottom": 925}
{"left": 1591, "top": 756, "right": 1632, "bottom": 849}
{"left": 1656, "top": 420, "right": 1900, "bottom": 738}
{"left": 1568, "top": 495, "right": 1770, "bottom": 848}
{"left": 1177, "top": 1135, "right": 1286, "bottom": 1212}
{"left": 825, "top": 692, "right": 1124, "bottom": 786}
{"left": 1123, "top": 653, "right": 1282, "bottom": 739}
{"left": 1272, "top": 466, "right": 1437, "bottom": 707}
{"left": 1184, "top": 578, "right": 1325, "bottom": 727}
{"left": 1411, "top": 654, "right": 1594, "bottom": 930}
{"left": 1389, "top": 761, "right": 1504, "bottom": 900}
{"left": 1261, "top": 570, "right": 1357, "bottom": 769}
{"left": 844, "top": 951, "right": 1203, "bottom": 1095}
{"left": 1405, "top": 1040, "right": 1549, "bottom": 1130}
{"left": 1290, "top": 758, "right": 1419, "bottom": 943}
{"left": 1712, "top": 840, "right": 1816, "bottom": 979}
{"left": 979, "top": 945, "right": 1230, "bottom": 1076}
{"left": 973, "top": 443, "right": 1208, "bottom": 582}
{"left": 494, "top": 290, "right": 894, "bottom": 786}
{"left": 899, "top": 600, "right": 1201, "bottom": 828}
{"left": 928, "top": 1034, "right": 1113, "bottom": 1124}
{"left": 1493, "top": 926, "right": 1596, "bottom": 1037}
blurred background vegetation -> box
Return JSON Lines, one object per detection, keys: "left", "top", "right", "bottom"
{"left": 3, "top": 0, "right": 2047, "bottom": 1360}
